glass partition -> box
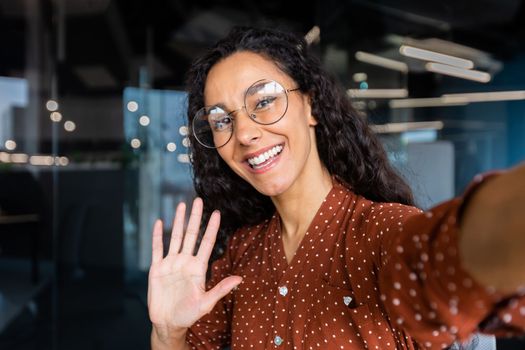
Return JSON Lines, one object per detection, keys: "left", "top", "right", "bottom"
{"left": 0, "top": 1, "right": 524, "bottom": 349}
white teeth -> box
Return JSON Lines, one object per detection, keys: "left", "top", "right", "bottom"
{"left": 247, "top": 145, "right": 283, "bottom": 166}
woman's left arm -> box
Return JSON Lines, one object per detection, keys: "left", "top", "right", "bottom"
{"left": 374, "top": 162, "right": 525, "bottom": 349}
{"left": 460, "top": 162, "right": 525, "bottom": 293}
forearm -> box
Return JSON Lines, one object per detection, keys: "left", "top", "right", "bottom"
{"left": 459, "top": 163, "right": 525, "bottom": 293}
{"left": 151, "top": 325, "right": 190, "bottom": 350}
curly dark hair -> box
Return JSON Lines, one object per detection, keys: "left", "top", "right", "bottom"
{"left": 186, "top": 26, "right": 414, "bottom": 255}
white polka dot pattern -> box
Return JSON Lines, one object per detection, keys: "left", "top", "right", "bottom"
{"left": 186, "top": 176, "right": 525, "bottom": 349}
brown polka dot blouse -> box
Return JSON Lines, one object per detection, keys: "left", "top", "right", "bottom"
{"left": 187, "top": 177, "right": 525, "bottom": 349}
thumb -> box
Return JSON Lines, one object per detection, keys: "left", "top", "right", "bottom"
{"left": 200, "top": 276, "right": 243, "bottom": 314}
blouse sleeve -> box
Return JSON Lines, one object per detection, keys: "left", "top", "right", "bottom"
{"left": 375, "top": 173, "right": 525, "bottom": 349}
{"left": 186, "top": 242, "right": 235, "bottom": 349}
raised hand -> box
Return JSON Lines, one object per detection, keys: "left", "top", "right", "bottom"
{"left": 147, "top": 198, "right": 242, "bottom": 344}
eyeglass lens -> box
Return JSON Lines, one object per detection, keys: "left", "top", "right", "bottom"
{"left": 192, "top": 80, "right": 289, "bottom": 148}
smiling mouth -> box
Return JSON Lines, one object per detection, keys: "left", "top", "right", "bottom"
{"left": 246, "top": 144, "right": 284, "bottom": 169}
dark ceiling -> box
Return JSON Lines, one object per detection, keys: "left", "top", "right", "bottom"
{"left": 0, "top": 0, "right": 524, "bottom": 95}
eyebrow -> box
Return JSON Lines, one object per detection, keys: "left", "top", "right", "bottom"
{"left": 245, "top": 81, "right": 267, "bottom": 97}
{"left": 205, "top": 102, "right": 228, "bottom": 110}
{"left": 205, "top": 79, "right": 270, "bottom": 108}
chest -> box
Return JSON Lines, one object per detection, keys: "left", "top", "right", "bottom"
{"left": 229, "top": 226, "right": 386, "bottom": 348}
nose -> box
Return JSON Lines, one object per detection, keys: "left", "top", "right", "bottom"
{"left": 232, "top": 107, "right": 262, "bottom": 145}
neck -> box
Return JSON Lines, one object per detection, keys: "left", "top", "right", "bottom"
{"left": 271, "top": 165, "right": 333, "bottom": 240}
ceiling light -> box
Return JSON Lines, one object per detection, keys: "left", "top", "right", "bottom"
{"left": 29, "top": 155, "right": 54, "bottom": 166}
{"left": 371, "top": 121, "right": 444, "bottom": 133}
{"left": 355, "top": 51, "right": 408, "bottom": 73}
{"left": 425, "top": 62, "right": 491, "bottom": 83}
{"left": 58, "top": 157, "right": 69, "bottom": 166}
{"left": 50, "top": 111, "right": 63, "bottom": 122}
{"left": 166, "top": 142, "right": 177, "bottom": 152}
{"left": 399, "top": 45, "right": 474, "bottom": 69}
{"left": 177, "top": 154, "right": 190, "bottom": 163}
{"left": 442, "top": 90, "right": 525, "bottom": 102}
{"left": 305, "top": 26, "right": 320, "bottom": 45}
{"left": 0, "top": 152, "right": 9, "bottom": 162}
{"left": 389, "top": 97, "right": 469, "bottom": 109}
{"left": 130, "top": 138, "right": 141, "bottom": 149}
{"left": 4, "top": 140, "right": 16, "bottom": 151}
{"left": 127, "top": 101, "right": 139, "bottom": 112}
{"left": 11, "top": 153, "right": 28, "bottom": 163}
{"left": 139, "top": 115, "right": 150, "bottom": 126}
{"left": 348, "top": 89, "right": 408, "bottom": 99}
{"left": 64, "top": 121, "right": 76, "bottom": 132}
{"left": 352, "top": 73, "right": 368, "bottom": 82}
{"left": 46, "top": 100, "right": 59, "bottom": 112}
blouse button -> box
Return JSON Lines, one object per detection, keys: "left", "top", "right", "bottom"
{"left": 274, "top": 335, "right": 283, "bottom": 346}
{"left": 278, "top": 286, "right": 288, "bottom": 296}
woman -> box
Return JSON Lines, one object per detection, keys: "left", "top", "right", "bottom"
{"left": 148, "top": 27, "right": 525, "bottom": 349}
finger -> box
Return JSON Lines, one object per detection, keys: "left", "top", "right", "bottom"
{"left": 151, "top": 220, "right": 164, "bottom": 264}
{"left": 181, "top": 198, "right": 203, "bottom": 254}
{"left": 196, "top": 210, "right": 220, "bottom": 263}
{"left": 168, "top": 202, "right": 186, "bottom": 255}
{"left": 200, "top": 276, "right": 243, "bottom": 314}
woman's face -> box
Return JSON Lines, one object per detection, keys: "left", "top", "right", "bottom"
{"left": 203, "top": 51, "right": 322, "bottom": 197}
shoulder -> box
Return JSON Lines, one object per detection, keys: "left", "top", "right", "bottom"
{"left": 344, "top": 185, "right": 421, "bottom": 223}
{"left": 339, "top": 193, "right": 423, "bottom": 266}
{"left": 367, "top": 200, "right": 422, "bottom": 223}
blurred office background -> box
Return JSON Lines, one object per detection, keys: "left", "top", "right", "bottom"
{"left": 0, "top": 0, "right": 524, "bottom": 349}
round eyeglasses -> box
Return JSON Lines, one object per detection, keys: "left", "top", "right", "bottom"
{"left": 191, "top": 79, "right": 300, "bottom": 149}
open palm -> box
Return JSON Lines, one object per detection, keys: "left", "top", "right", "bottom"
{"left": 147, "top": 198, "right": 242, "bottom": 331}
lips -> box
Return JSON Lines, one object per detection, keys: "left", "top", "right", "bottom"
{"left": 247, "top": 144, "right": 284, "bottom": 167}
{"left": 243, "top": 143, "right": 284, "bottom": 172}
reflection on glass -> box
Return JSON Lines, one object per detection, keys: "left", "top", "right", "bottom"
{"left": 10, "top": 153, "right": 29, "bottom": 163}
{"left": 4, "top": 140, "right": 16, "bottom": 150}
{"left": 139, "top": 115, "right": 150, "bottom": 126}
{"left": 177, "top": 154, "right": 190, "bottom": 163}
{"left": 166, "top": 142, "right": 176, "bottom": 152}
{"left": 130, "top": 138, "right": 141, "bottom": 148}
{"left": 29, "top": 155, "right": 53, "bottom": 166}
{"left": 45, "top": 99, "right": 59, "bottom": 111}
{"left": 50, "top": 111, "right": 62, "bottom": 122}
{"left": 123, "top": 87, "right": 193, "bottom": 272}
{"left": 64, "top": 120, "right": 76, "bottom": 132}
{"left": 127, "top": 100, "right": 139, "bottom": 112}
{"left": 0, "top": 77, "right": 28, "bottom": 151}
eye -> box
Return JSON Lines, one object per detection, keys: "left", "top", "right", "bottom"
{"left": 211, "top": 116, "right": 232, "bottom": 131}
{"left": 254, "top": 96, "right": 277, "bottom": 110}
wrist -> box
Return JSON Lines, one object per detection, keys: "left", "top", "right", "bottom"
{"left": 151, "top": 324, "right": 187, "bottom": 346}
